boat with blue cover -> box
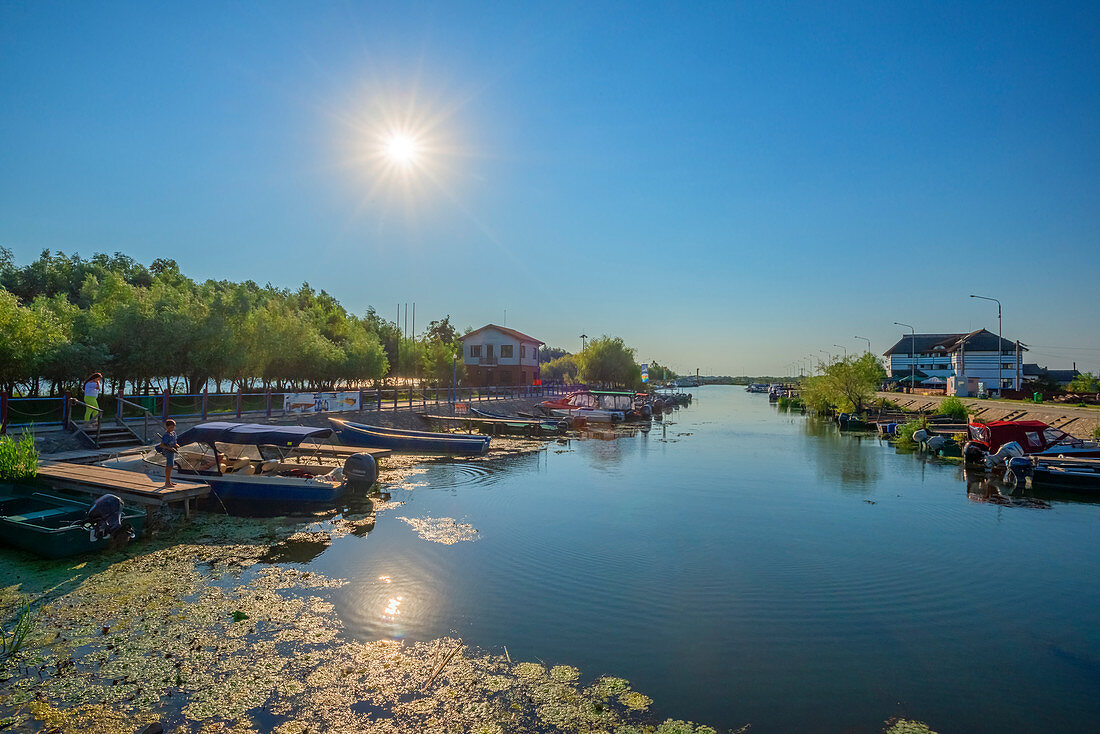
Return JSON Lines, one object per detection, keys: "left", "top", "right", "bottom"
{"left": 330, "top": 418, "right": 491, "bottom": 455}
{"left": 0, "top": 487, "right": 144, "bottom": 558}
{"left": 100, "top": 422, "right": 379, "bottom": 508}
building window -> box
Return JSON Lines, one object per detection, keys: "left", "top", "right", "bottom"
{"left": 500, "top": 345, "right": 514, "bottom": 358}
{"left": 1002, "top": 363, "right": 1014, "bottom": 370}
{"left": 500, "top": 370, "right": 512, "bottom": 384}
{"left": 520, "top": 345, "right": 526, "bottom": 358}
{"left": 470, "top": 345, "right": 481, "bottom": 357}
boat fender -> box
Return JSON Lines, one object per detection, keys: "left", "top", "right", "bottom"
{"left": 343, "top": 453, "right": 379, "bottom": 493}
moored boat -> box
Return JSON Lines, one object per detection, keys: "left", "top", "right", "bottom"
{"left": 0, "top": 489, "right": 144, "bottom": 558}
{"left": 331, "top": 418, "right": 491, "bottom": 455}
{"left": 101, "top": 422, "right": 379, "bottom": 507}
{"left": 963, "top": 420, "right": 1100, "bottom": 466}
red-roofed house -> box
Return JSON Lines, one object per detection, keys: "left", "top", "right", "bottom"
{"left": 459, "top": 324, "right": 544, "bottom": 387}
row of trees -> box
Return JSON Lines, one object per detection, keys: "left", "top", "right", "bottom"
{"left": 0, "top": 249, "right": 467, "bottom": 396}
{"left": 2, "top": 249, "right": 674, "bottom": 397}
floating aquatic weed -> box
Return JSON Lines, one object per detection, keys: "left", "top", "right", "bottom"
{"left": 550, "top": 664, "right": 580, "bottom": 682}
{"left": 620, "top": 690, "right": 654, "bottom": 711}
{"left": 884, "top": 719, "right": 938, "bottom": 734}
{"left": 397, "top": 516, "right": 480, "bottom": 545}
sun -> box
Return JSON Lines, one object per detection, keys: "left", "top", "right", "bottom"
{"left": 382, "top": 132, "right": 420, "bottom": 168}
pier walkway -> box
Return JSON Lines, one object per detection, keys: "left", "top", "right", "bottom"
{"left": 37, "top": 461, "right": 209, "bottom": 516}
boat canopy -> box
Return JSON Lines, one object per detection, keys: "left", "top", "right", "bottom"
{"left": 177, "top": 422, "right": 333, "bottom": 448}
{"left": 968, "top": 420, "right": 1066, "bottom": 452}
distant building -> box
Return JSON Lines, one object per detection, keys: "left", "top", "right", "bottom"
{"left": 459, "top": 324, "right": 544, "bottom": 387}
{"left": 1022, "top": 364, "right": 1081, "bottom": 387}
{"left": 883, "top": 329, "right": 1026, "bottom": 396}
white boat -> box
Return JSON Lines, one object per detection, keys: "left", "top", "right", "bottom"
{"left": 100, "top": 422, "right": 379, "bottom": 509}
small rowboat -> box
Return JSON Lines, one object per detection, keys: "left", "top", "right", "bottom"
{"left": 0, "top": 488, "right": 144, "bottom": 558}
{"left": 330, "top": 418, "right": 491, "bottom": 455}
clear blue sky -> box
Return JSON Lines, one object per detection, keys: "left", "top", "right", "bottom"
{"left": 2, "top": 1, "right": 1098, "bottom": 374}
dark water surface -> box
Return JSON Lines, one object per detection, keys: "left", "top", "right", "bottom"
{"left": 309, "top": 386, "right": 1100, "bottom": 733}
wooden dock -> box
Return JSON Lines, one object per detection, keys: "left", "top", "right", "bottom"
{"left": 36, "top": 462, "right": 209, "bottom": 515}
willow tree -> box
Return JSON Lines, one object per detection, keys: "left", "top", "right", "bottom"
{"left": 803, "top": 353, "right": 886, "bottom": 414}
{"left": 577, "top": 336, "right": 642, "bottom": 388}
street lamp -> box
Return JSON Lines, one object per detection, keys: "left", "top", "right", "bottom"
{"left": 452, "top": 351, "right": 458, "bottom": 405}
{"left": 854, "top": 336, "right": 871, "bottom": 354}
{"left": 894, "top": 322, "right": 915, "bottom": 388}
{"left": 970, "top": 294, "right": 1004, "bottom": 393}
{"left": 579, "top": 333, "right": 588, "bottom": 352}
{"left": 834, "top": 344, "right": 847, "bottom": 359}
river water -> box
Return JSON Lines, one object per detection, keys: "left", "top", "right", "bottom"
{"left": 308, "top": 386, "right": 1100, "bottom": 733}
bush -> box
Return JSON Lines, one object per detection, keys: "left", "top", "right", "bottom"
{"left": 894, "top": 419, "right": 927, "bottom": 449}
{"left": 1094, "top": 425, "right": 1100, "bottom": 441}
{"left": 934, "top": 397, "right": 969, "bottom": 421}
{"left": 0, "top": 431, "right": 38, "bottom": 482}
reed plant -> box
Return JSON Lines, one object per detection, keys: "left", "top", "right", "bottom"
{"left": 0, "top": 431, "right": 39, "bottom": 482}
{"left": 1, "top": 600, "right": 37, "bottom": 659}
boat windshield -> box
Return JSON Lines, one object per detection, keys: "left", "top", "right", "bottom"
{"left": 569, "top": 393, "right": 599, "bottom": 408}
{"left": 597, "top": 394, "right": 633, "bottom": 411}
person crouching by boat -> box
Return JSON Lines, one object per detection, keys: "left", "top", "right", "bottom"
{"left": 83, "top": 372, "right": 103, "bottom": 425}
{"left": 156, "top": 419, "right": 179, "bottom": 488}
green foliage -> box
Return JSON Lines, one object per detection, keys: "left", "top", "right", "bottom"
{"left": 0, "top": 431, "right": 38, "bottom": 482}
{"left": 777, "top": 395, "right": 804, "bottom": 411}
{"left": 1, "top": 599, "right": 37, "bottom": 659}
{"left": 894, "top": 419, "right": 927, "bottom": 449}
{"left": 934, "top": 397, "right": 969, "bottom": 421}
{"left": 0, "top": 251, "right": 401, "bottom": 394}
{"left": 800, "top": 353, "right": 886, "bottom": 414}
{"left": 883, "top": 719, "right": 937, "bottom": 734}
{"left": 1093, "top": 425, "right": 1100, "bottom": 441}
{"left": 542, "top": 354, "right": 579, "bottom": 384}
{"left": 539, "top": 345, "right": 569, "bottom": 363}
{"left": 646, "top": 361, "right": 678, "bottom": 382}
{"left": 577, "top": 336, "right": 642, "bottom": 388}
{"left": 1068, "top": 372, "right": 1099, "bottom": 393}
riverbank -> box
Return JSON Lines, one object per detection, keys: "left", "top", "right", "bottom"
{"left": 876, "top": 392, "right": 1100, "bottom": 439}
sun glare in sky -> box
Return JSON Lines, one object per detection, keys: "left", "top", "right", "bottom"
{"left": 382, "top": 132, "right": 421, "bottom": 168}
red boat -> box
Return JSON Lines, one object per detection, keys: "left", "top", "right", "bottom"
{"left": 963, "top": 420, "right": 1100, "bottom": 464}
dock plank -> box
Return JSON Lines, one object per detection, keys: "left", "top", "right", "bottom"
{"left": 36, "top": 462, "right": 209, "bottom": 506}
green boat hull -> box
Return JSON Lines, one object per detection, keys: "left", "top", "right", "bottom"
{"left": 0, "top": 486, "right": 145, "bottom": 559}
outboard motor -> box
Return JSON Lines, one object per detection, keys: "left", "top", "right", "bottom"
{"left": 925, "top": 435, "right": 947, "bottom": 453}
{"left": 1004, "top": 456, "right": 1033, "bottom": 492}
{"left": 84, "top": 494, "right": 136, "bottom": 545}
{"left": 343, "top": 453, "right": 379, "bottom": 493}
{"left": 984, "top": 441, "right": 1025, "bottom": 470}
{"left": 963, "top": 441, "right": 988, "bottom": 465}
{"left": 912, "top": 429, "right": 930, "bottom": 444}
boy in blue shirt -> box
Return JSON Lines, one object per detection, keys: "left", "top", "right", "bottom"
{"left": 157, "top": 419, "right": 179, "bottom": 488}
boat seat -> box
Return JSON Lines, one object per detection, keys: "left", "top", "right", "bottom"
{"left": 4, "top": 508, "right": 69, "bottom": 522}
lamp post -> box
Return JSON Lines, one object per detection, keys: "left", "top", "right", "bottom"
{"left": 970, "top": 294, "right": 1003, "bottom": 392}
{"left": 452, "top": 352, "right": 458, "bottom": 404}
{"left": 854, "top": 336, "right": 870, "bottom": 354}
{"left": 894, "top": 322, "right": 915, "bottom": 389}
{"left": 580, "top": 333, "right": 588, "bottom": 352}
{"left": 834, "top": 344, "right": 847, "bottom": 359}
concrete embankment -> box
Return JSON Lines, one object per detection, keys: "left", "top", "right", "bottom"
{"left": 877, "top": 391, "right": 1100, "bottom": 439}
